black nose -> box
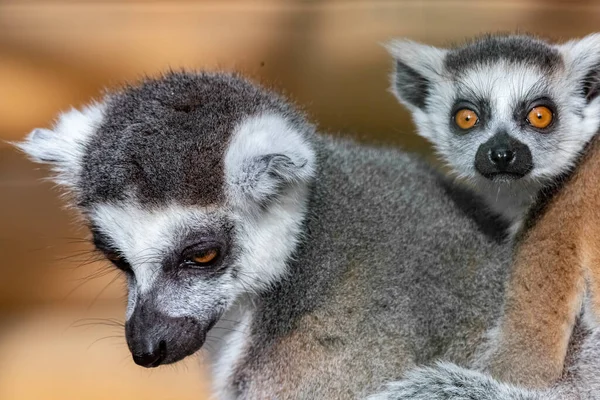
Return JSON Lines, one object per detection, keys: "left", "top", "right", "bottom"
{"left": 132, "top": 340, "right": 167, "bottom": 368}
{"left": 474, "top": 132, "right": 533, "bottom": 180}
{"left": 489, "top": 147, "right": 515, "bottom": 170}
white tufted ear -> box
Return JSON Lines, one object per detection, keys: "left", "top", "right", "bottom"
{"left": 557, "top": 33, "right": 600, "bottom": 103}
{"left": 15, "top": 102, "right": 105, "bottom": 189}
{"left": 385, "top": 39, "right": 448, "bottom": 111}
{"left": 224, "top": 113, "right": 316, "bottom": 212}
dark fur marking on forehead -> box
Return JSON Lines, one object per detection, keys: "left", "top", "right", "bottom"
{"left": 445, "top": 35, "right": 562, "bottom": 73}
{"left": 79, "top": 72, "right": 299, "bottom": 207}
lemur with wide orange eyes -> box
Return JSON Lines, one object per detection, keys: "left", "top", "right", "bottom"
{"left": 372, "top": 33, "right": 600, "bottom": 399}
{"left": 388, "top": 33, "right": 600, "bottom": 237}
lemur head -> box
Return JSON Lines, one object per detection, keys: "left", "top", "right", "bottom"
{"left": 387, "top": 33, "right": 600, "bottom": 188}
{"left": 17, "top": 72, "right": 316, "bottom": 367}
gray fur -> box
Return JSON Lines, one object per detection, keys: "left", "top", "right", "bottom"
{"left": 227, "top": 137, "right": 512, "bottom": 398}
{"left": 367, "top": 327, "right": 600, "bottom": 400}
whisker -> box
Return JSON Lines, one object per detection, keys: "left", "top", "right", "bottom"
{"left": 87, "top": 274, "right": 123, "bottom": 310}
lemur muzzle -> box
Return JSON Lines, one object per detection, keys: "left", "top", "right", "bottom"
{"left": 475, "top": 132, "right": 533, "bottom": 180}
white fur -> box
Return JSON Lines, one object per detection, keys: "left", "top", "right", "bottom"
{"left": 558, "top": 33, "right": 600, "bottom": 88}
{"left": 230, "top": 182, "right": 309, "bottom": 292}
{"left": 209, "top": 305, "right": 254, "bottom": 400}
{"left": 225, "top": 112, "right": 316, "bottom": 214}
{"left": 91, "top": 202, "right": 209, "bottom": 296}
{"left": 225, "top": 113, "right": 315, "bottom": 176}
{"left": 224, "top": 113, "right": 315, "bottom": 289}
{"left": 16, "top": 102, "right": 106, "bottom": 190}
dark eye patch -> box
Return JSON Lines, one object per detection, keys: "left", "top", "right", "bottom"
{"left": 449, "top": 97, "right": 491, "bottom": 135}
{"left": 90, "top": 227, "right": 133, "bottom": 272}
{"left": 106, "top": 253, "right": 132, "bottom": 272}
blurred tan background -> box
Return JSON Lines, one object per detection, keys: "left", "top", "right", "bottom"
{"left": 1, "top": 1, "right": 600, "bottom": 399}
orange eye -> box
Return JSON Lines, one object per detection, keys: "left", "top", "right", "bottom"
{"left": 527, "top": 106, "right": 553, "bottom": 129}
{"left": 192, "top": 248, "right": 219, "bottom": 264}
{"left": 454, "top": 109, "right": 479, "bottom": 130}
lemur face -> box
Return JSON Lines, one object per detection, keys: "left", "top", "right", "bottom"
{"left": 388, "top": 34, "right": 600, "bottom": 186}
{"left": 17, "top": 73, "right": 316, "bottom": 367}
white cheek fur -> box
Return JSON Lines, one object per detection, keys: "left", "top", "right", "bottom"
{"left": 222, "top": 112, "right": 315, "bottom": 293}
{"left": 90, "top": 203, "right": 188, "bottom": 294}
{"left": 126, "top": 278, "right": 138, "bottom": 321}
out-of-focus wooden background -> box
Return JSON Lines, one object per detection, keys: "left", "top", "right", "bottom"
{"left": 1, "top": 1, "right": 599, "bottom": 399}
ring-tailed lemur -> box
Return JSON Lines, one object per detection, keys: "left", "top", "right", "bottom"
{"left": 15, "top": 72, "right": 596, "bottom": 399}
{"left": 387, "top": 33, "right": 600, "bottom": 236}
{"left": 369, "top": 33, "right": 600, "bottom": 398}
{"left": 17, "top": 71, "right": 514, "bottom": 398}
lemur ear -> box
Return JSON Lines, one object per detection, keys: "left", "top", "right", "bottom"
{"left": 235, "top": 153, "right": 310, "bottom": 207}
{"left": 225, "top": 113, "right": 316, "bottom": 211}
{"left": 15, "top": 103, "right": 105, "bottom": 188}
{"left": 385, "top": 39, "right": 447, "bottom": 110}
{"left": 558, "top": 33, "right": 600, "bottom": 103}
